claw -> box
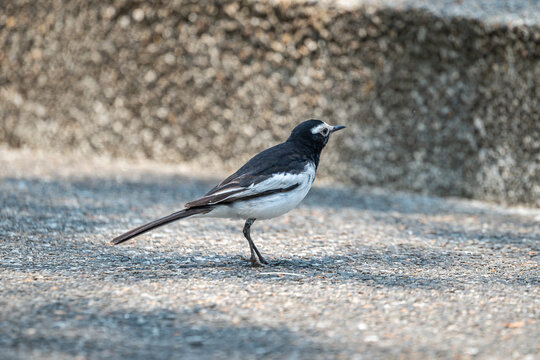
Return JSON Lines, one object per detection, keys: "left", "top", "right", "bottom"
{"left": 250, "top": 255, "right": 266, "bottom": 267}
{"left": 250, "top": 259, "right": 265, "bottom": 267}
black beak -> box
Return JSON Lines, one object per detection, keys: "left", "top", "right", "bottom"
{"left": 331, "top": 125, "right": 346, "bottom": 133}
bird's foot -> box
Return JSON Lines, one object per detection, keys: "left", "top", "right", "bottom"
{"left": 240, "top": 256, "right": 265, "bottom": 267}
{"left": 250, "top": 259, "right": 265, "bottom": 267}
{"left": 257, "top": 256, "right": 269, "bottom": 265}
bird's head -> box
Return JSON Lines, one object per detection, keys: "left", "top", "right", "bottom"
{"left": 287, "top": 119, "right": 346, "bottom": 151}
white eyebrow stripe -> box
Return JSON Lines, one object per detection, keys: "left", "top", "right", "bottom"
{"left": 310, "top": 122, "right": 331, "bottom": 134}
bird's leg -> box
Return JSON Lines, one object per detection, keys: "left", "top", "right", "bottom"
{"left": 244, "top": 222, "right": 257, "bottom": 265}
{"left": 242, "top": 218, "right": 268, "bottom": 266}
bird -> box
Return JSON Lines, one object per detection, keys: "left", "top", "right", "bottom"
{"left": 111, "top": 119, "right": 346, "bottom": 266}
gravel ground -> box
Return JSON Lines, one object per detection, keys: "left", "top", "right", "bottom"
{"left": 1, "top": 148, "right": 539, "bottom": 359}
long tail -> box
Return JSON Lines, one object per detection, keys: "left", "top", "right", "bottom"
{"left": 111, "top": 207, "right": 213, "bottom": 245}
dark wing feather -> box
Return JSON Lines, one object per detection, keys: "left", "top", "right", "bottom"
{"left": 184, "top": 187, "right": 247, "bottom": 208}
{"left": 185, "top": 142, "right": 309, "bottom": 209}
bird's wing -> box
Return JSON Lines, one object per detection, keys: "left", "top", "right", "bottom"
{"left": 185, "top": 142, "right": 311, "bottom": 208}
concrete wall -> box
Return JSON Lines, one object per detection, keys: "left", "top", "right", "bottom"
{"left": 1, "top": 0, "right": 538, "bottom": 205}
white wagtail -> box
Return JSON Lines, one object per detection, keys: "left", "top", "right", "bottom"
{"left": 112, "top": 119, "right": 346, "bottom": 266}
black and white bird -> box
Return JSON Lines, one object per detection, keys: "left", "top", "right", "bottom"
{"left": 111, "top": 119, "right": 345, "bottom": 266}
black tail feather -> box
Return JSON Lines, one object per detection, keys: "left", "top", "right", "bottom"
{"left": 111, "top": 207, "right": 213, "bottom": 245}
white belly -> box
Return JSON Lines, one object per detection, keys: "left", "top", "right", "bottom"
{"left": 229, "top": 182, "right": 312, "bottom": 219}
{"left": 205, "top": 163, "right": 316, "bottom": 220}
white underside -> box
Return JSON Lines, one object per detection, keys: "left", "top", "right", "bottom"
{"left": 202, "top": 162, "right": 316, "bottom": 220}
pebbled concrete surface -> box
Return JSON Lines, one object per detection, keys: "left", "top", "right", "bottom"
{"left": 1, "top": 0, "right": 539, "bottom": 206}
{"left": 332, "top": 0, "right": 540, "bottom": 25}
{"left": 1, "top": 147, "right": 539, "bottom": 359}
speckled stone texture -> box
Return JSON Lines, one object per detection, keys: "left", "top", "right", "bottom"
{"left": 0, "top": 0, "right": 539, "bottom": 205}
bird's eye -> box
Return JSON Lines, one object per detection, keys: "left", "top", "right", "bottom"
{"left": 321, "top": 128, "right": 329, "bottom": 136}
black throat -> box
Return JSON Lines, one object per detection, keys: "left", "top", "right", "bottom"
{"left": 286, "top": 136, "right": 323, "bottom": 169}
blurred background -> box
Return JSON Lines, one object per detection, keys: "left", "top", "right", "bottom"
{"left": 1, "top": 0, "right": 538, "bottom": 206}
